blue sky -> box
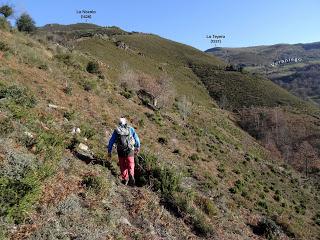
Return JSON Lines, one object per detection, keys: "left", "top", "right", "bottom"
{"left": 5, "top": 0, "right": 320, "bottom": 50}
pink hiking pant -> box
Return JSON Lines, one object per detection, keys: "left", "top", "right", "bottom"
{"left": 118, "top": 156, "right": 135, "bottom": 180}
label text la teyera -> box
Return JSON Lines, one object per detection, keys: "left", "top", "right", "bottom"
{"left": 270, "top": 57, "right": 302, "bottom": 67}
{"left": 206, "top": 34, "right": 225, "bottom": 45}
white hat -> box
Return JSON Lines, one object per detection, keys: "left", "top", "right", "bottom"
{"left": 119, "top": 117, "right": 127, "bottom": 126}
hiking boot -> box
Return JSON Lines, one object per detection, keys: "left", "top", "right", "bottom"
{"left": 121, "top": 179, "right": 129, "bottom": 185}
{"left": 129, "top": 175, "right": 135, "bottom": 186}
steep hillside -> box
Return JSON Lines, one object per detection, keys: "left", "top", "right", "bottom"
{"left": 206, "top": 42, "right": 320, "bottom": 105}
{"left": 206, "top": 42, "right": 320, "bottom": 66}
{"left": 0, "top": 25, "right": 319, "bottom": 240}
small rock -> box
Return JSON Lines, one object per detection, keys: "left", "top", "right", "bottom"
{"left": 24, "top": 131, "right": 34, "bottom": 138}
{"left": 78, "top": 143, "right": 89, "bottom": 151}
{"left": 119, "top": 217, "right": 132, "bottom": 227}
{"left": 48, "top": 103, "right": 59, "bottom": 109}
{"left": 71, "top": 127, "right": 81, "bottom": 135}
{"left": 48, "top": 104, "right": 67, "bottom": 110}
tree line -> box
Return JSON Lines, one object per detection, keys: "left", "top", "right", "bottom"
{"left": 0, "top": 4, "right": 36, "bottom": 33}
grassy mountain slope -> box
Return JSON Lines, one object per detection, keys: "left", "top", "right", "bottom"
{"left": 206, "top": 42, "right": 320, "bottom": 105}
{"left": 0, "top": 25, "right": 319, "bottom": 240}
{"left": 115, "top": 34, "right": 319, "bottom": 113}
{"left": 206, "top": 42, "right": 320, "bottom": 65}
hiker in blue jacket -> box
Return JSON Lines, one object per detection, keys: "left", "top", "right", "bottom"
{"left": 108, "top": 117, "right": 140, "bottom": 185}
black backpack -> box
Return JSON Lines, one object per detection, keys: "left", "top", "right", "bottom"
{"left": 116, "top": 125, "right": 134, "bottom": 154}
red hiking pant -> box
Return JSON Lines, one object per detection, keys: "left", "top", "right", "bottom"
{"left": 118, "top": 156, "right": 135, "bottom": 180}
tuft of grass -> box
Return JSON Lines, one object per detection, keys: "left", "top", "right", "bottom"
{"left": 314, "top": 212, "right": 320, "bottom": 226}
{"left": 63, "top": 110, "right": 76, "bottom": 121}
{"left": 80, "top": 122, "right": 97, "bottom": 139}
{"left": 54, "top": 53, "right": 78, "bottom": 67}
{"left": 82, "top": 175, "right": 109, "bottom": 196}
{"left": 0, "top": 117, "right": 14, "bottom": 136}
{"left": 79, "top": 78, "right": 97, "bottom": 92}
{"left": 168, "top": 191, "right": 215, "bottom": 237}
{"left": 120, "top": 89, "right": 134, "bottom": 99}
{"left": 35, "top": 131, "right": 66, "bottom": 154}
{"left": 195, "top": 195, "right": 218, "bottom": 217}
{"left": 145, "top": 111, "right": 163, "bottom": 126}
{"left": 63, "top": 85, "right": 73, "bottom": 95}
{"left": 0, "top": 41, "right": 10, "bottom": 51}
{"left": 189, "top": 153, "right": 199, "bottom": 161}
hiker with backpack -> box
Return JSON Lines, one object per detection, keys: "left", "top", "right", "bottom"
{"left": 107, "top": 117, "right": 140, "bottom": 185}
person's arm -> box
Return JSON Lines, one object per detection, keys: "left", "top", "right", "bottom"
{"left": 107, "top": 130, "right": 117, "bottom": 154}
{"left": 131, "top": 127, "right": 140, "bottom": 149}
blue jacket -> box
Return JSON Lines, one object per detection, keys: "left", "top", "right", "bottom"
{"left": 107, "top": 126, "right": 140, "bottom": 155}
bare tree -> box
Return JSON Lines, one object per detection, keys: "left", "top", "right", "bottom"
{"left": 118, "top": 63, "right": 139, "bottom": 91}
{"left": 118, "top": 63, "right": 175, "bottom": 108}
{"left": 299, "top": 141, "right": 316, "bottom": 178}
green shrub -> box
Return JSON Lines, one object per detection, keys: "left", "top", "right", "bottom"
{"left": 0, "top": 16, "right": 10, "bottom": 30}
{"left": 0, "top": 41, "right": 10, "bottom": 51}
{"left": 0, "top": 85, "right": 37, "bottom": 108}
{"left": 38, "top": 64, "right": 48, "bottom": 70}
{"left": 145, "top": 112, "right": 163, "bottom": 126}
{"left": 152, "top": 167, "right": 181, "bottom": 196}
{"left": 86, "top": 61, "right": 100, "bottom": 74}
{"left": 82, "top": 175, "right": 108, "bottom": 196}
{"left": 158, "top": 137, "right": 168, "bottom": 145}
{"left": 0, "top": 176, "right": 40, "bottom": 224}
{"left": 229, "top": 179, "right": 244, "bottom": 194}
{"left": 241, "top": 190, "right": 248, "bottom": 198}
{"left": 6, "top": 103, "right": 30, "bottom": 120}
{"left": 63, "top": 110, "right": 75, "bottom": 121}
{"left": 314, "top": 212, "right": 320, "bottom": 226}
{"left": 138, "top": 119, "right": 145, "bottom": 127}
{"left": 120, "top": 90, "right": 134, "bottom": 99}
{"left": 257, "top": 200, "right": 268, "bottom": 210}
{"left": 16, "top": 13, "right": 36, "bottom": 33}
{"left": 217, "top": 164, "right": 225, "bottom": 173}
{"left": 192, "top": 212, "right": 215, "bottom": 237}
{"left": 172, "top": 149, "right": 180, "bottom": 155}
{"left": 55, "top": 54, "right": 74, "bottom": 66}
{"left": 0, "top": 117, "right": 14, "bottom": 136}
{"left": 257, "top": 217, "right": 281, "bottom": 240}
{"left": 55, "top": 54, "right": 82, "bottom": 69}
{"left": 63, "top": 85, "right": 73, "bottom": 95}
{"left": 80, "top": 79, "right": 97, "bottom": 92}
{"left": 195, "top": 195, "right": 218, "bottom": 217}
{"left": 35, "top": 131, "right": 66, "bottom": 154}
{"left": 80, "top": 123, "right": 96, "bottom": 139}
{"left": 233, "top": 169, "right": 241, "bottom": 174}
{"left": 168, "top": 192, "right": 215, "bottom": 237}
{"left": 135, "top": 152, "right": 181, "bottom": 195}
{"left": 200, "top": 174, "right": 217, "bottom": 190}
{"left": 189, "top": 153, "right": 199, "bottom": 161}
{"left": 0, "top": 5, "right": 13, "bottom": 18}
{"left": 273, "top": 194, "right": 281, "bottom": 202}
{"left": 294, "top": 203, "right": 306, "bottom": 215}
